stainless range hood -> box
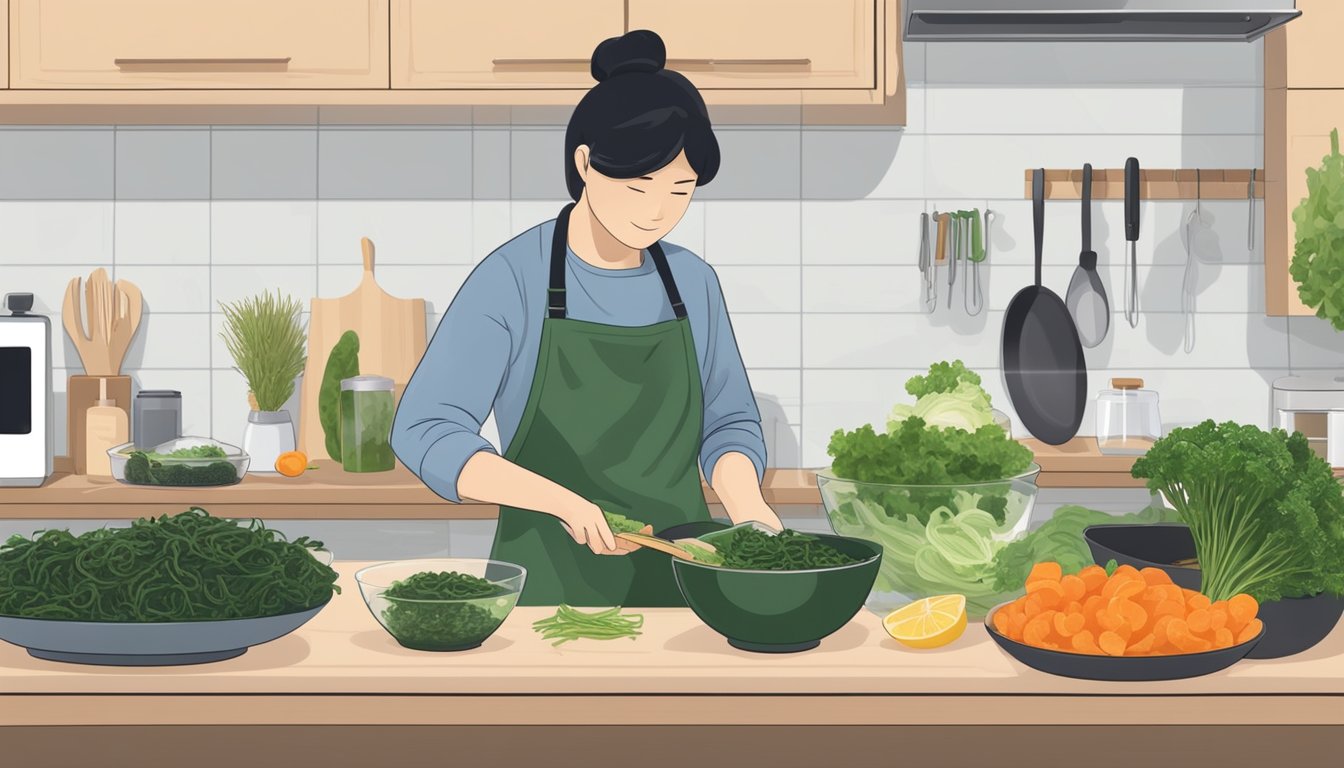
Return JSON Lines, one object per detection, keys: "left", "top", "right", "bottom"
{"left": 904, "top": 0, "right": 1301, "bottom": 42}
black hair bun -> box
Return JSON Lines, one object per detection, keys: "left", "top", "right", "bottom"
{"left": 591, "top": 29, "right": 666, "bottom": 82}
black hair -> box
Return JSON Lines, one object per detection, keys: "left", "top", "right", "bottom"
{"left": 565, "top": 29, "right": 720, "bottom": 201}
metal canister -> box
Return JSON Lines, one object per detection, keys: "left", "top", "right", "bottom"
{"left": 134, "top": 390, "right": 182, "bottom": 449}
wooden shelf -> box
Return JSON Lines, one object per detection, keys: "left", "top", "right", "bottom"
{"left": 1025, "top": 168, "right": 1264, "bottom": 201}
{"left": 0, "top": 461, "right": 821, "bottom": 519}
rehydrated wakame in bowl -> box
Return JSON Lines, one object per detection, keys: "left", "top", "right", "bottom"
{"left": 356, "top": 559, "right": 526, "bottom": 652}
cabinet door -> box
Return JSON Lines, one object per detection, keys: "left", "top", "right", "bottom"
{"left": 626, "top": 0, "right": 875, "bottom": 90}
{"left": 1284, "top": 0, "right": 1344, "bottom": 88}
{"left": 393, "top": 0, "right": 625, "bottom": 89}
{"left": 1268, "top": 90, "right": 1344, "bottom": 316}
{"left": 9, "top": 0, "right": 389, "bottom": 89}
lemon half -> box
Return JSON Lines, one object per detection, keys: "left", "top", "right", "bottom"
{"left": 883, "top": 594, "right": 968, "bottom": 649}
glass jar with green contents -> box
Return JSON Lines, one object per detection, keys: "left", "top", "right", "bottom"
{"left": 340, "top": 375, "right": 396, "bottom": 472}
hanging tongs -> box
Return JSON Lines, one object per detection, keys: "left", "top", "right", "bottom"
{"left": 918, "top": 211, "right": 935, "bottom": 313}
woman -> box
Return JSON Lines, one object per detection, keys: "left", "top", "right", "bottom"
{"left": 391, "top": 30, "right": 783, "bottom": 607}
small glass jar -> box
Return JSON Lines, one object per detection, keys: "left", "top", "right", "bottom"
{"left": 340, "top": 375, "right": 396, "bottom": 473}
{"left": 1096, "top": 377, "right": 1161, "bottom": 456}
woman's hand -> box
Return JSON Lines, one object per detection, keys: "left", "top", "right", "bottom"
{"left": 727, "top": 501, "right": 785, "bottom": 533}
{"left": 556, "top": 500, "right": 627, "bottom": 556}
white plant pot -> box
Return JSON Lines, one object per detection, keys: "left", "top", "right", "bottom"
{"left": 242, "top": 410, "right": 294, "bottom": 475}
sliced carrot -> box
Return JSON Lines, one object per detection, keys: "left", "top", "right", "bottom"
{"left": 1112, "top": 563, "right": 1141, "bottom": 580}
{"left": 1071, "top": 630, "right": 1102, "bottom": 655}
{"left": 1228, "top": 594, "right": 1259, "bottom": 625}
{"left": 1153, "top": 600, "right": 1184, "bottom": 622}
{"left": 1187, "top": 593, "right": 1212, "bottom": 612}
{"left": 1026, "top": 561, "right": 1063, "bottom": 585}
{"left": 1140, "top": 567, "right": 1173, "bottom": 586}
{"left": 1237, "top": 618, "right": 1264, "bottom": 644}
{"left": 1097, "top": 604, "right": 1125, "bottom": 632}
{"left": 993, "top": 610, "right": 1012, "bottom": 635}
{"left": 1065, "top": 600, "right": 1084, "bottom": 615}
{"left": 1128, "top": 634, "right": 1156, "bottom": 655}
{"left": 1060, "top": 574, "right": 1087, "bottom": 603}
{"left": 1054, "top": 612, "right": 1086, "bottom": 638}
{"left": 1111, "top": 598, "right": 1148, "bottom": 632}
{"left": 1187, "top": 608, "right": 1212, "bottom": 634}
{"left": 1023, "top": 594, "right": 1044, "bottom": 619}
{"left": 1151, "top": 615, "right": 1175, "bottom": 650}
{"left": 1168, "top": 619, "right": 1211, "bottom": 653}
{"left": 1208, "top": 604, "right": 1229, "bottom": 632}
{"left": 1214, "top": 627, "right": 1235, "bottom": 649}
{"left": 1009, "top": 610, "right": 1028, "bottom": 640}
{"left": 1023, "top": 615, "right": 1053, "bottom": 647}
{"left": 1077, "top": 565, "right": 1107, "bottom": 594}
{"left": 1098, "top": 630, "right": 1128, "bottom": 657}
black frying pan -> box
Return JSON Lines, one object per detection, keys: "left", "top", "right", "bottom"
{"left": 1001, "top": 169, "right": 1087, "bottom": 445}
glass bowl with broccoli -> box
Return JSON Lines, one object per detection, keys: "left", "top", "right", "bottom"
{"left": 356, "top": 559, "right": 526, "bottom": 652}
{"left": 816, "top": 361, "right": 1046, "bottom": 619}
{"left": 109, "top": 437, "right": 250, "bottom": 487}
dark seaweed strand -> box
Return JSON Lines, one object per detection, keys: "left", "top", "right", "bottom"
{"left": 715, "top": 528, "right": 860, "bottom": 571}
{"left": 383, "top": 571, "right": 509, "bottom": 601}
{"left": 0, "top": 508, "right": 340, "bottom": 622}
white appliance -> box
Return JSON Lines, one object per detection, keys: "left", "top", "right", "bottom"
{"left": 0, "top": 293, "right": 53, "bottom": 486}
{"left": 905, "top": 0, "right": 1301, "bottom": 42}
{"left": 1273, "top": 375, "right": 1344, "bottom": 470}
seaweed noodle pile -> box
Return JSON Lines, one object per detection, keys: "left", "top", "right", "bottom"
{"left": 381, "top": 571, "right": 511, "bottom": 651}
{"left": 714, "top": 528, "right": 861, "bottom": 571}
{"left": 0, "top": 507, "right": 339, "bottom": 622}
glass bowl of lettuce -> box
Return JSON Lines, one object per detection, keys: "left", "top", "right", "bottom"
{"left": 109, "top": 437, "right": 250, "bottom": 487}
{"left": 817, "top": 361, "right": 1045, "bottom": 619}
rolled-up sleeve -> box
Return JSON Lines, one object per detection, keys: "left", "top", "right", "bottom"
{"left": 697, "top": 266, "right": 768, "bottom": 485}
{"left": 391, "top": 257, "right": 519, "bottom": 503}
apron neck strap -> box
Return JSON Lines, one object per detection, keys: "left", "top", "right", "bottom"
{"left": 549, "top": 202, "right": 688, "bottom": 320}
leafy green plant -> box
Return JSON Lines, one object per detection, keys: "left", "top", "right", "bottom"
{"left": 1131, "top": 420, "right": 1344, "bottom": 602}
{"left": 1291, "top": 127, "right": 1344, "bottom": 330}
{"left": 219, "top": 291, "right": 307, "bottom": 412}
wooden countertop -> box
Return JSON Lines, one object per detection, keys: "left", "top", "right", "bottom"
{"left": 2, "top": 559, "right": 1344, "bottom": 726}
{"left": 0, "top": 462, "right": 822, "bottom": 519}
{"left": 2, "top": 560, "right": 1343, "bottom": 729}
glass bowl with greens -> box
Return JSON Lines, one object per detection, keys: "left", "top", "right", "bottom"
{"left": 817, "top": 360, "right": 1048, "bottom": 619}
{"left": 356, "top": 559, "right": 526, "bottom": 652}
{"left": 109, "top": 437, "right": 250, "bottom": 487}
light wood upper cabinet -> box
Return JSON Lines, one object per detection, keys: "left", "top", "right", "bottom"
{"left": 9, "top": 0, "right": 390, "bottom": 89}
{"left": 1282, "top": 0, "right": 1344, "bottom": 89}
{"left": 393, "top": 0, "right": 625, "bottom": 89}
{"left": 627, "top": 0, "right": 875, "bottom": 91}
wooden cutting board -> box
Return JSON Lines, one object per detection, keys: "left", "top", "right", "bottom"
{"left": 298, "top": 238, "right": 427, "bottom": 460}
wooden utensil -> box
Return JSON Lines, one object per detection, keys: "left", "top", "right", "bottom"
{"left": 299, "top": 237, "right": 427, "bottom": 459}
{"left": 615, "top": 532, "right": 698, "bottom": 561}
{"left": 62, "top": 269, "right": 143, "bottom": 376}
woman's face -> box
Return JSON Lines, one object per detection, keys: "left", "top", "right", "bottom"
{"left": 574, "top": 147, "right": 697, "bottom": 250}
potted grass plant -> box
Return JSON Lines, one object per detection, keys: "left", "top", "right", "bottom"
{"left": 219, "top": 291, "right": 307, "bottom": 474}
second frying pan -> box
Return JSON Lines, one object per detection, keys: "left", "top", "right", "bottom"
{"left": 1001, "top": 169, "right": 1088, "bottom": 445}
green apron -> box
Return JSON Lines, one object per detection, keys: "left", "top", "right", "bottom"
{"left": 490, "top": 202, "right": 712, "bottom": 607}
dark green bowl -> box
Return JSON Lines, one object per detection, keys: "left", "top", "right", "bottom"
{"left": 671, "top": 529, "right": 881, "bottom": 653}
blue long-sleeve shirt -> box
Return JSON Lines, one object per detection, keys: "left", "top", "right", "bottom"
{"left": 392, "top": 218, "right": 767, "bottom": 504}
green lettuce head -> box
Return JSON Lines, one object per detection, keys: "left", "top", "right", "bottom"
{"left": 887, "top": 360, "right": 995, "bottom": 432}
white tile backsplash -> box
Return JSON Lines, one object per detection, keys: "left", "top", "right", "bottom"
{"left": 0, "top": 201, "right": 114, "bottom": 266}
{"left": 211, "top": 201, "right": 317, "bottom": 265}
{"left": 3, "top": 41, "right": 1318, "bottom": 463}
{"left": 115, "top": 201, "right": 209, "bottom": 265}
{"left": 317, "top": 201, "right": 475, "bottom": 265}
{"left": 703, "top": 201, "right": 801, "bottom": 265}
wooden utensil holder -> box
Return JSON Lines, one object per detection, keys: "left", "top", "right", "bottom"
{"left": 67, "top": 375, "right": 131, "bottom": 475}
